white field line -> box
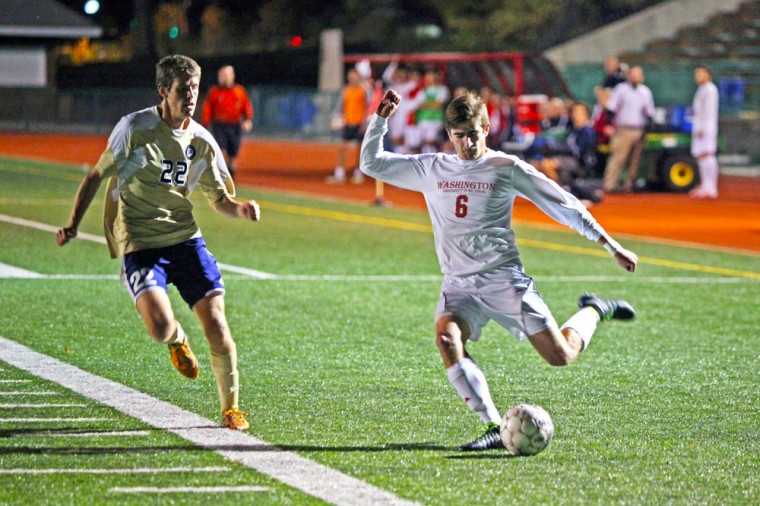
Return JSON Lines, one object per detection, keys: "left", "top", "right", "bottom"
{"left": 0, "top": 263, "right": 42, "bottom": 278}
{"left": 47, "top": 430, "right": 152, "bottom": 437}
{"left": 0, "top": 379, "right": 31, "bottom": 383}
{"left": 110, "top": 486, "right": 271, "bottom": 494}
{"left": 0, "top": 418, "right": 110, "bottom": 422}
{"left": 0, "top": 391, "right": 57, "bottom": 396}
{"left": 216, "top": 263, "right": 277, "bottom": 279}
{"left": 0, "top": 336, "right": 419, "bottom": 506}
{"left": 0, "top": 403, "right": 86, "bottom": 408}
{"left": 0, "top": 214, "right": 106, "bottom": 243}
{"left": 0, "top": 466, "right": 229, "bottom": 475}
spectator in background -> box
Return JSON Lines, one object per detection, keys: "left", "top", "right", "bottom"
{"left": 416, "top": 69, "right": 451, "bottom": 153}
{"left": 400, "top": 67, "right": 424, "bottom": 155}
{"left": 328, "top": 67, "right": 371, "bottom": 184}
{"left": 603, "top": 66, "right": 655, "bottom": 193}
{"left": 591, "top": 86, "right": 614, "bottom": 178}
{"left": 540, "top": 97, "right": 570, "bottom": 134}
{"left": 382, "top": 60, "right": 417, "bottom": 154}
{"left": 689, "top": 65, "right": 720, "bottom": 199}
{"left": 201, "top": 65, "right": 253, "bottom": 180}
{"left": 532, "top": 102, "right": 602, "bottom": 206}
{"left": 602, "top": 55, "right": 627, "bottom": 89}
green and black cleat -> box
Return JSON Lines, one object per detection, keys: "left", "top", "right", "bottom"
{"left": 578, "top": 293, "right": 635, "bottom": 321}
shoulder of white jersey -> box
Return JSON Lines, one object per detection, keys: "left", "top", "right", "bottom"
{"left": 112, "top": 106, "right": 160, "bottom": 135}
{"left": 107, "top": 106, "right": 161, "bottom": 161}
{"left": 485, "top": 150, "right": 519, "bottom": 168}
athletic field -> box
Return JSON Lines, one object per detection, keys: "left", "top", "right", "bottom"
{"left": 0, "top": 156, "right": 757, "bottom": 505}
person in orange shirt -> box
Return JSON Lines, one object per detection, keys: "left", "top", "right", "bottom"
{"left": 327, "top": 68, "right": 370, "bottom": 184}
{"left": 201, "top": 65, "right": 253, "bottom": 179}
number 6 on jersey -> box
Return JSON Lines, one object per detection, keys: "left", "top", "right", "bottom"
{"left": 455, "top": 194, "right": 469, "bottom": 218}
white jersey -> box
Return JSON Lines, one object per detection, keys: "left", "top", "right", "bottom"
{"left": 360, "top": 114, "right": 606, "bottom": 276}
{"left": 691, "top": 81, "right": 719, "bottom": 157}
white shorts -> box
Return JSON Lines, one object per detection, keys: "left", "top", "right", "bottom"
{"left": 435, "top": 265, "right": 557, "bottom": 342}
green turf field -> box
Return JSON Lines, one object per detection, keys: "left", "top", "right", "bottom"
{"left": 0, "top": 156, "right": 758, "bottom": 505}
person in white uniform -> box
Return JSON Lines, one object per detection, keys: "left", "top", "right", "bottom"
{"left": 689, "top": 66, "right": 720, "bottom": 199}
{"left": 361, "top": 90, "right": 639, "bottom": 451}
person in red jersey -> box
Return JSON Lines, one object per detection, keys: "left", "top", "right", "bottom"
{"left": 201, "top": 65, "right": 253, "bottom": 179}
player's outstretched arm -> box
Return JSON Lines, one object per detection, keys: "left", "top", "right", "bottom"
{"left": 56, "top": 169, "right": 104, "bottom": 247}
{"left": 376, "top": 89, "right": 401, "bottom": 118}
{"left": 599, "top": 236, "right": 637, "bottom": 273}
{"left": 212, "top": 195, "right": 260, "bottom": 221}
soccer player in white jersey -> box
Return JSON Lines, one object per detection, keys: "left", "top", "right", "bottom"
{"left": 689, "top": 65, "right": 720, "bottom": 199}
{"left": 361, "top": 90, "right": 639, "bottom": 450}
{"left": 56, "top": 55, "right": 260, "bottom": 431}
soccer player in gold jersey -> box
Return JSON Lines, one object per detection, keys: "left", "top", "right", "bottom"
{"left": 56, "top": 55, "right": 259, "bottom": 430}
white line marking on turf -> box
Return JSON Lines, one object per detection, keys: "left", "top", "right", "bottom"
{"left": 110, "top": 486, "right": 271, "bottom": 494}
{"left": 0, "top": 336, "right": 418, "bottom": 506}
{"left": 0, "top": 379, "right": 31, "bottom": 383}
{"left": 0, "top": 403, "right": 86, "bottom": 408}
{"left": 47, "top": 430, "right": 152, "bottom": 437}
{"left": 0, "top": 262, "right": 42, "bottom": 278}
{"left": 0, "top": 418, "right": 109, "bottom": 422}
{"left": 0, "top": 391, "right": 57, "bottom": 396}
{"left": 0, "top": 213, "right": 106, "bottom": 244}
{"left": 217, "top": 263, "right": 277, "bottom": 279}
{"left": 0, "top": 466, "right": 229, "bottom": 475}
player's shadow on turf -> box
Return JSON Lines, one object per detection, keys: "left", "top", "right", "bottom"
{"left": 274, "top": 442, "right": 452, "bottom": 452}
{"left": 445, "top": 453, "right": 516, "bottom": 460}
{"left": 0, "top": 427, "right": 157, "bottom": 438}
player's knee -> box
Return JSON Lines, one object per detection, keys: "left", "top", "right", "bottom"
{"left": 435, "top": 332, "right": 458, "bottom": 353}
{"left": 545, "top": 349, "right": 574, "bottom": 367}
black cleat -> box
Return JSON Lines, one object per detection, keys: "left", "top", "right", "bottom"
{"left": 458, "top": 422, "right": 503, "bottom": 451}
{"left": 578, "top": 293, "right": 635, "bottom": 321}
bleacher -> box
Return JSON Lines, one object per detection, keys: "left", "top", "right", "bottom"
{"left": 622, "top": 0, "right": 760, "bottom": 112}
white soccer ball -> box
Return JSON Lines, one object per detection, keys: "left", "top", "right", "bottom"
{"left": 500, "top": 403, "right": 554, "bottom": 456}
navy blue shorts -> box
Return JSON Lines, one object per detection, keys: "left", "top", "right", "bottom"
{"left": 210, "top": 122, "right": 243, "bottom": 157}
{"left": 342, "top": 124, "right": 364, "bottom": 142}
{"left": 121, "top": 237, "right": 225, "bottom": 309}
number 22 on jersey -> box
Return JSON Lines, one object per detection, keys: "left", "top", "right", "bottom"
{"left": 160, "top": 159, "right": 188, "bottom": 186}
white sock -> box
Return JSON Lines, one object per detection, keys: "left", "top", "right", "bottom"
{"left": 446, "top": 358, "right": 501, "bottom": 424}
{"left": 333, "top": 166, "right": 345, "bottom": 179}
{"left": 699, "top": 156, "right": 719, "bottom": 194}
{"left": 169, "top": 321, "right": 186, "bottom": 345}
{"left": 560, "top": 307, "right": 599, "bottom": 351}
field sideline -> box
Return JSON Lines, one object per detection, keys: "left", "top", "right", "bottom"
{"left": 0, "top": 156, "right": 758, "bottom": 505}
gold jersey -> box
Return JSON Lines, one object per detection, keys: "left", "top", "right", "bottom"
{"left": 96, "top": 106, "right": 234, "bottom": 258}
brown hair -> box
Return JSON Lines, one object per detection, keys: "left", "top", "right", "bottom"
{"left": 444, "top": 92, "right": 489, "bottom": 131}
{"left": 156, "top": 54, "right": 201, "bottom": 91}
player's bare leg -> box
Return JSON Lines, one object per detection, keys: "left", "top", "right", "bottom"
{"left": 436, "top": 314, "right": 502, "bottom": 450}
{"left": 136, "top": 290, "right": 199, "bottom": 379}
{"left": 531, "top": 294, "right": 636, "bottom": 365}
{"left": 193, "top": 293, "right": 249, "bottom": 430}
{"left": 528, "top": 326, "right": 584, "bottom": 366}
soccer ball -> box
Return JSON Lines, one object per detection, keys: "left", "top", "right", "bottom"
{"left": 500, "top": 403, "right": 554, "bottom": 456}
